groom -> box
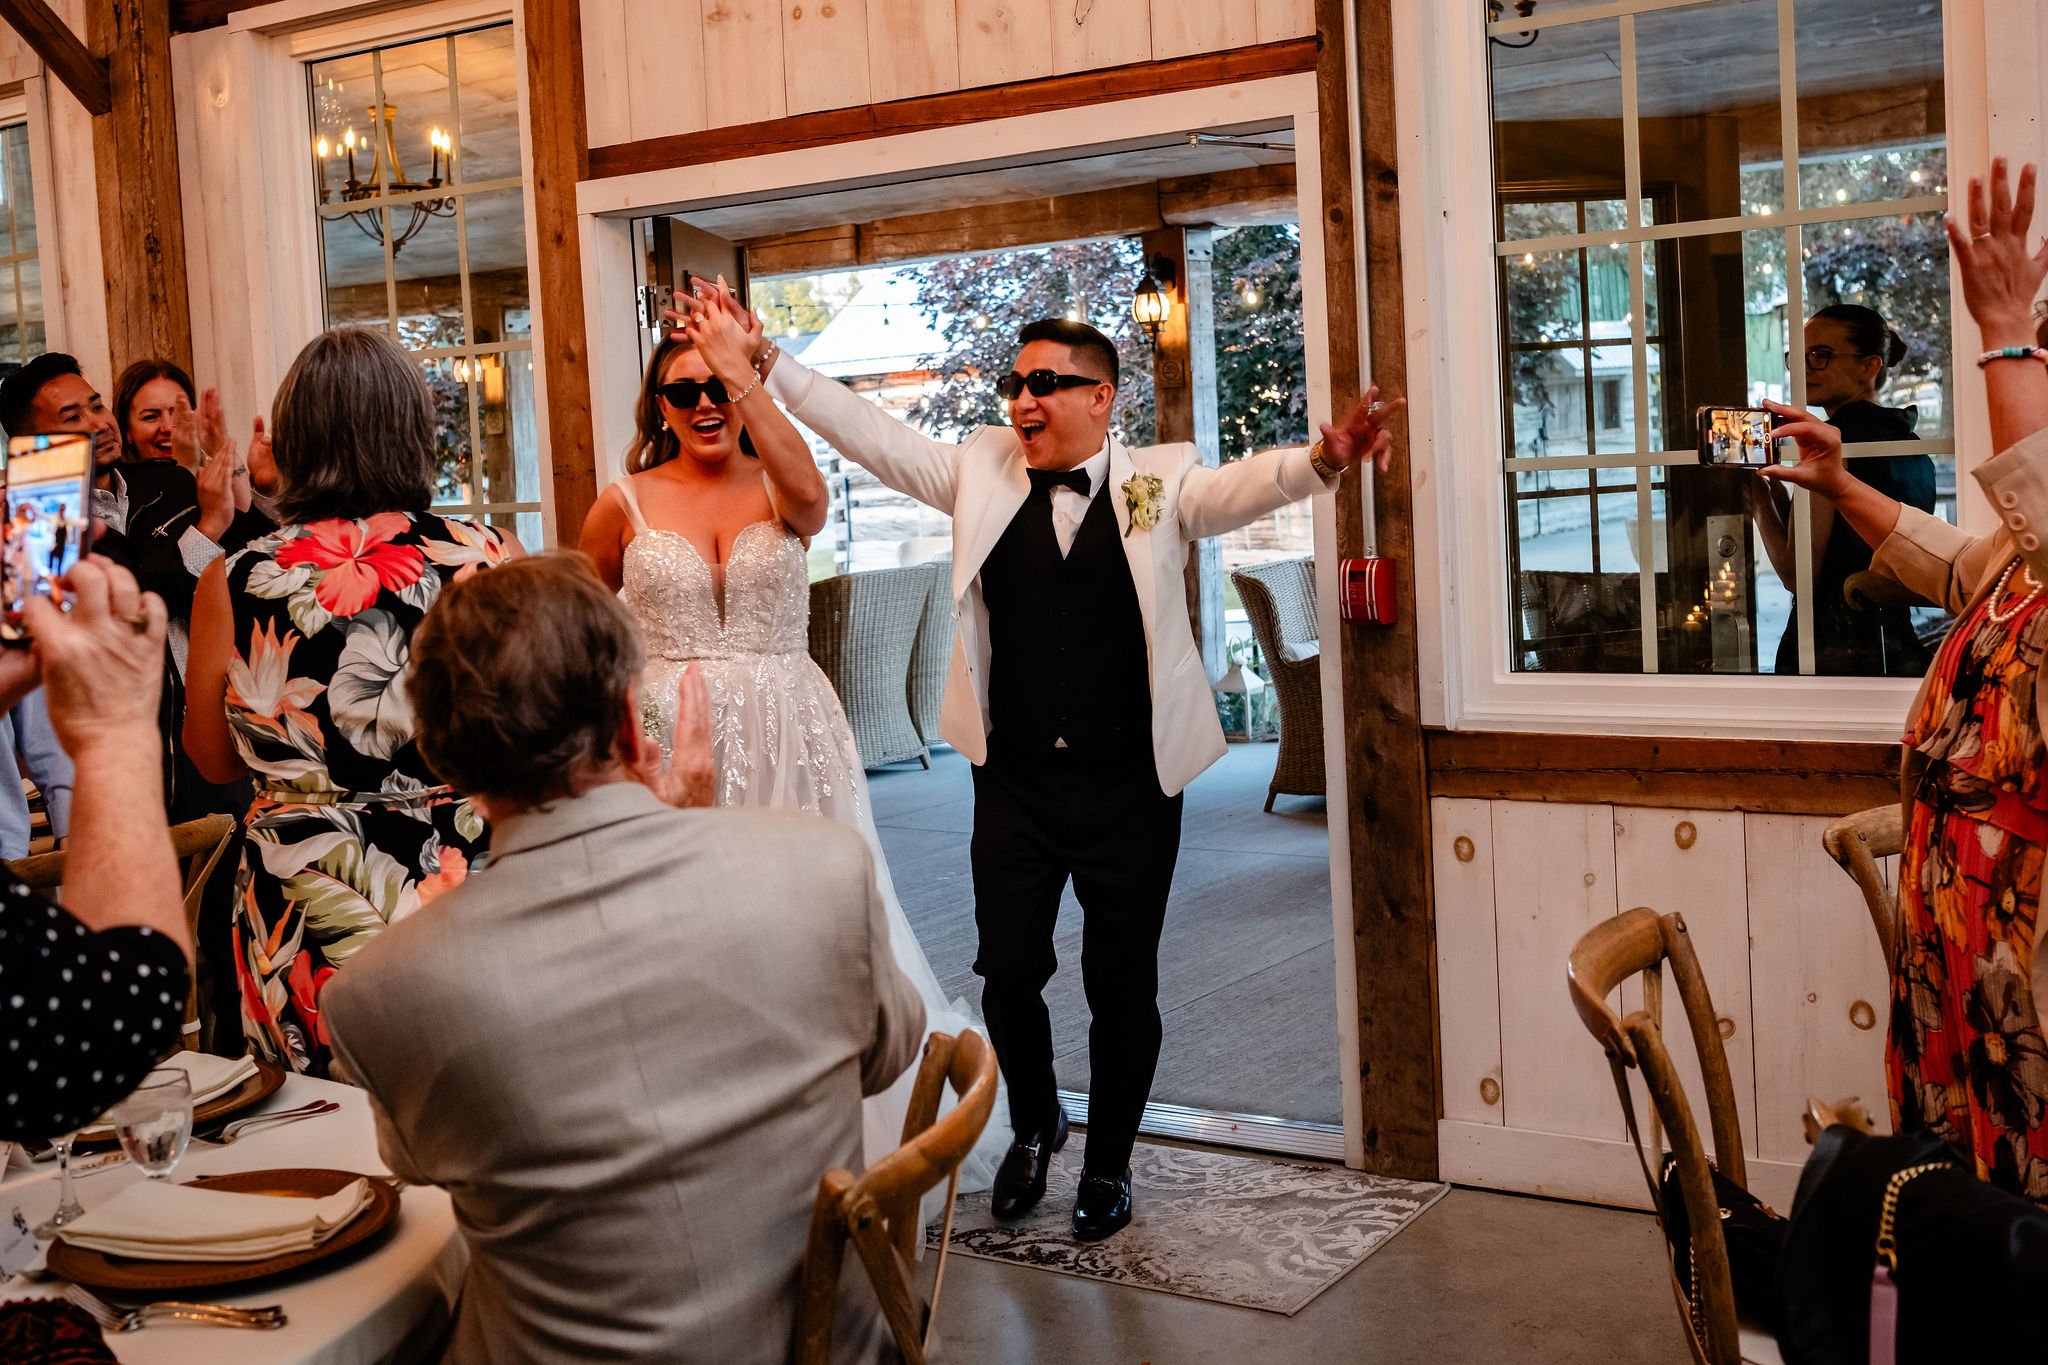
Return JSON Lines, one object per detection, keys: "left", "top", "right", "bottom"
{"left": 757, "top": 317, "right": 1396, "bottom": 1240}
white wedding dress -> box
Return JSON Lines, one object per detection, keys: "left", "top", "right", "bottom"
{"left": 611, "top": 477, "right": 1007, "bottom": 1191}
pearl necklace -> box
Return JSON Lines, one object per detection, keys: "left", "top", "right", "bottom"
{"left": 1987, "top": 558, "right": 2044, "bottom": 625}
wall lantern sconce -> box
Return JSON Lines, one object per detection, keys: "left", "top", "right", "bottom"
{"left": 1131, "top": 253, "right": 1179, "bottom": 350}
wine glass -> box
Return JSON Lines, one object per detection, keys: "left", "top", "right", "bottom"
{"left": 32, "top": 1131, "right": 83, "bottom": 1237}
{"left": 110, "top": 1070, "right": 193, "bottom": 1181}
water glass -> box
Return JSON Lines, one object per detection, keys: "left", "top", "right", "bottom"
{"left": 111, "top": 1070, "right": 194, "bottom": 1181}
{"left": 32, "top": 1131, "right": 83, "bottom": 1237}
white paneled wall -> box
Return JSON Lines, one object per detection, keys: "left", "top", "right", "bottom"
{"left": 581, "top": 0, "right": 1305, "bottom": 145}
{"left": 1435, "top": 798, "right": 1892, "bottom": 1212}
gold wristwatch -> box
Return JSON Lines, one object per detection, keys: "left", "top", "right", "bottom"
{"left": 1308, "top": 440, "right": 1339, "bottom": 481}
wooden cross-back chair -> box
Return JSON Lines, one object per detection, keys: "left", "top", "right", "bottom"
{"left": 1820, "top": 803, "right": 1903, "bottom": 974}
{"left": 792, "top": 1028, "right": 998, "bottom": 1365}
{"left": 7, "top": 814, "right": 238, "bottom": 1051}
{"left": 1568, "top": 907, "right": 1782, "bottom": 1365}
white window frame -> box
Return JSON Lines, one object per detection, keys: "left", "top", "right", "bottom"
{"left": 1391, "top": 0, "right": 2015, "bottom": 741}
{"left": 175, "top": 0, "right": 557, "bottom": 540}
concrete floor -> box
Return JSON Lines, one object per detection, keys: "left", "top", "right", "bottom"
{"left": 933, "top": 1184, "right": 1692, "bottom": 1364}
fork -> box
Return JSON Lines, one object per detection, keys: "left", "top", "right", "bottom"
{"left": 208, "top": 1100, "right": 341, "bottom": 1145}
{"left": 60, "top": 1281, "right": 287, "bottom": 1331}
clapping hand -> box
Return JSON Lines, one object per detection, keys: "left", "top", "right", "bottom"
{"left": 1947, "top": 159, "right": 2048, "bottom": 347}
{"left": 24, "top": 558, "right": 167, "bottom": 761}
{"left": 632, "top": 663, "right": 716, "bottom": 809}
{"left": 1315, "top": 385, "right": 1406, "bottom": 473}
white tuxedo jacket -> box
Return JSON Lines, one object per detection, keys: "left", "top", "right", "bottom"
{"left": 768, "top": 357, "right": 1335, "bottom": 796}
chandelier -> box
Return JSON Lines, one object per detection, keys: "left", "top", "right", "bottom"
{"left": 314, "top": 104, "right": 455, "bottom": 254}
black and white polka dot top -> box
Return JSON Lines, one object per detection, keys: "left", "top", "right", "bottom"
{"left": 0, "top": 887, "right": 191, "bottom": 1141}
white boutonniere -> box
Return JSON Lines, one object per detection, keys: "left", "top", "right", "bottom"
{"left": 1122, "top": 473, "right": 1164, "bottom": 537}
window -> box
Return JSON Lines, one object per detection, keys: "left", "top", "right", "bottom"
{"left": 1489, "top": 0, "right": 1952, "bottom": 679}
{"left": 0, "top": 121, "right": 43, "bottom": 365}
{"left": 307, "top": 23, "right": 541, "bottom": 548}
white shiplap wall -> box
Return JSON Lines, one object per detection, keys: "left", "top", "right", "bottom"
{"left": 1434, "top": 797, "right": 1893, "bottom": 1212}
{"left": 581, "top": 0, "right": 1312, "bottom": 146}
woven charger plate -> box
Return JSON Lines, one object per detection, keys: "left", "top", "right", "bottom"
{"left": 47, "top": 1168, "right": 399, "bottom": 1293}
{"left": 75, "top": 1059, "right": 288, "bottom": 1151}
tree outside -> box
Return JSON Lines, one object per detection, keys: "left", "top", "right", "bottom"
{"left": 896, "top": 225, "right": 1308, "bottom": 462}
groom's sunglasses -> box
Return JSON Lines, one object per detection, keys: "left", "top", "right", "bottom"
{"left": 994, "top": 369, "right": 1103, "bottom": 401}
{"left": 656, "top": 377, "right": 732, "bottom": 408}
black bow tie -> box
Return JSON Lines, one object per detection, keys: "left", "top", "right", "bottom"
{"left": 1028, "top": 466, "right": 1091, "bottom": 497}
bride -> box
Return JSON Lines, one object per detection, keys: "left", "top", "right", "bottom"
{"left": 581, "top": 281, "right": 1007, "bottom": 1187}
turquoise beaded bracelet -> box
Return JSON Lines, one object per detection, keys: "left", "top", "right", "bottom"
{"left": 1977, "top": 346, "right": 2048, "bottom": 368}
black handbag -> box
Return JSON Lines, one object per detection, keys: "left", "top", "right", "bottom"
{"left": 1659, "top": 1151, "right": 1788, "bottom": 1335}
{"left": 1776, "top": 1126, "right": 2048, "bottom": 1365}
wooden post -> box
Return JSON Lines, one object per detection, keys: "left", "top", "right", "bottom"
{"left": 1145, "top": 224, "right": 1225, "bottom": 682}
{"left": 0, "top": 0, "right": 109, "bottom": 113}
{"left": 1320, "top": 0, "right": 1441, "bottom": 1179}
{"left": 88, "top": 0, "right": 190, "bottom": 377}
{"left": 524, "top": 0, "right": 600, "bottom": 548}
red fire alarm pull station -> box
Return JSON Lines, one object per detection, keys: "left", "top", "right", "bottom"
{"left": 1338, "top": 440, "right": 1396, "bottom": 626}
{"left": 1339, "top": 556, "right": 1397, "bottom": 625}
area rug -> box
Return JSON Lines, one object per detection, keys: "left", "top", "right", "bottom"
{"left": 926, "top": 1134, "right": 1448, "bottom": 1315}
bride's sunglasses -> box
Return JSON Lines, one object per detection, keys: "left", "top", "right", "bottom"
{"left": 994, "top": 369, "right": 1103, "bottom": 401}
{"left": 657, "top": 377, "right": 732, "bottom": 408}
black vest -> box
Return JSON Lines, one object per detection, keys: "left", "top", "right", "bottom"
{"left": 979, "top": 478, "right": 1153, "bottom": 766}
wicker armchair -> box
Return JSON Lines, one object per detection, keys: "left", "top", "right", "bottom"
{"left": 809, "top": 565, "right": 932, "bottom": 770}
{"left": 1231, "top": 558, "right": 1323, "bottom": 811}
{"left": 907, "top": 561, "right": 953, "bottom": 752}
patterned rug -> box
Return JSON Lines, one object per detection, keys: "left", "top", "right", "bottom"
{"left": 926, "top": 1134, "right": 1448, "bottom": 1315}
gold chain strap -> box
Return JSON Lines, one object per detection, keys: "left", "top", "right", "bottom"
{"left": 1874, "top": 1162, "right": 1947, "bottom": 1272}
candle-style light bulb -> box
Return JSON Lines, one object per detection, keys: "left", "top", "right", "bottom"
{"left": 342, "top": 126, "right": 358, "bottom": 187}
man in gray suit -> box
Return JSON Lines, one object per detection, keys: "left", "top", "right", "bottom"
{"left": 324, "top": 555, "right": 924, "bottom": 1364}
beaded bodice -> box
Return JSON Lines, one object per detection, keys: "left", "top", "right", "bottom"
{"left": 621, "top": 521, "right": 810, "bottom": 661}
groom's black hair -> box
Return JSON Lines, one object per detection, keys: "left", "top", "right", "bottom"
{"left": 1016, "top": 318, "right": 1119, "bottom": 390}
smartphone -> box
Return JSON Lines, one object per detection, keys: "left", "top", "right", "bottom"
{"left": 1697, "top": 406, "right": 1780, "bottom": 468}
{"left": 2, "top": 434, "right": 96, "bottom": 644}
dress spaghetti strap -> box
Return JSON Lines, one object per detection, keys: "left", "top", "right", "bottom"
{"left": 612, "top": 476, "right": 650, "bottom": 534}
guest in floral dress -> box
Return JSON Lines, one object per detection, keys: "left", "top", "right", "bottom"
{"left": 1759, "top": 159, "right": 2048, "bottom": 1199}
{"left": 182, "top": 328, "right": 517, "bottom": 1074}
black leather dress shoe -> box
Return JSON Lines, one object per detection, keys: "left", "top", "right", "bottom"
{"left": 990, "top": 1105, "right": 1069, "bottom": 1220}
{"left": 1071, "top": 1167, "right": 1133, "bottom": 1241}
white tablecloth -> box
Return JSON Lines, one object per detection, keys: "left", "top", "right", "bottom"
{"left": 2, "top": 1075, "right": 466, "bottom": 1364}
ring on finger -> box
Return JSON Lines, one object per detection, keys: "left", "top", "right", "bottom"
{"left": 120, "top": 611, "right": 150, "bottom": 634}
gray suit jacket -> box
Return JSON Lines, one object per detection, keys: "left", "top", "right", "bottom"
{"left": 324, "top": 781, "right": 925, "bottom": 1364}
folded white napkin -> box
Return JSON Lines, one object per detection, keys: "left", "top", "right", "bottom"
{"left": 161, "top": 1052, "right": 261, "bottom": 1106}
{"left": 78, "top": 1052, "right": 258, "bottom": 1138}
{"left": 58, "top": 1178, "right": 372, "bottom": 1262}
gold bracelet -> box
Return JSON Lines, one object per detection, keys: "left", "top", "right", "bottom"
{"left": 1308, "top": 440, "right": 1339, "bottom": 481}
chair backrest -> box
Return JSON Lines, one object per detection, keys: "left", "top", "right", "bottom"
{"left": 1234, "top": 558, "right": 1317, "bottom": 648}
{"left": 7, "top": 815, "right": 239, "bottom": 1050}
{"left": 792, "top": 1029, "right": 998, "bottom": 1365}
{"left": 1821, "top": 803, "right": 1902, "bottom": 974}
{"left": 1567, "top": 908, "right": 1745, "bottom": 1365}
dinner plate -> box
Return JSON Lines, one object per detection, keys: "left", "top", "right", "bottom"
{"left": 47, "top": 1168, "right": 399, "bottom": 1293}
{"left": 75, "top": 1059, "right": 287, "bottom": 1151}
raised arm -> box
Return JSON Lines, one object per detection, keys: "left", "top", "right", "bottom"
{"left": 758, "top": 343, "right": 966, "bottom": 515}
{"left": 680, "top": 281, "right": 831, "bottom": 537}
{"left": 1176, "top": 389, "right": 1403, "bottom": 540}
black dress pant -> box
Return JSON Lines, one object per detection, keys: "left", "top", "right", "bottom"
{"left": 970, "top": 740, "right": 1183, "bottom": 1179}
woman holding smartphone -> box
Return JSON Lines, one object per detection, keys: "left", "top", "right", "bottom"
{"left": 1765, "top": 159, "right": 2048, "bottom": 1200}
{"left": 1748, "top": 304, "right": 1938, "bottom": 677}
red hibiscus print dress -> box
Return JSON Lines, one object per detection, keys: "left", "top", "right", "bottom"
{"left": 223, "top": 511, "right": 508, "bottom": 1074}
{"left": 1891, "top": 572, "right": 2048, "bottom": 1202}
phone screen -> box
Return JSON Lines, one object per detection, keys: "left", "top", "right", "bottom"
{"left": 1697, "top": 406, "right": 1778, "bottom": 468}
{"left": 2, "top": 434, "right": 95, "bottom": 644}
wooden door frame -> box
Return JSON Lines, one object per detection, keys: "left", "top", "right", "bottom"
{"left": 572, "top": 69, "right": 1403, "bottom": 1167}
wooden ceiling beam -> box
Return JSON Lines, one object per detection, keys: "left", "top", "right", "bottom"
{"left": 0, "top": 0, "right": 110, "bottom": 115}
{"left": 743, "top": 165, "right": 1298, "bottom": 278}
